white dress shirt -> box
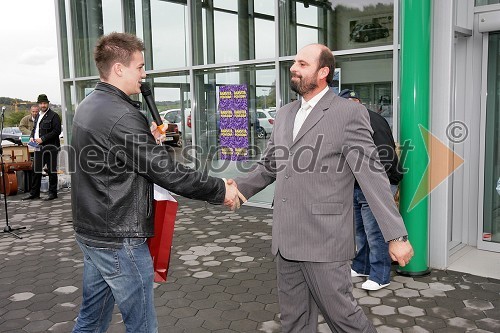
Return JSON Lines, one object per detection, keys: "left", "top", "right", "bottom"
{"left": 292, "top": 86, "right": 330, "bottom": 140}
{"left": 34, "top": 110, "right": 47, "bottom": 140}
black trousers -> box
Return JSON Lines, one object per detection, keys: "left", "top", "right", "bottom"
{"left": 30, "top": 147, "right": 59, "bottom": 196}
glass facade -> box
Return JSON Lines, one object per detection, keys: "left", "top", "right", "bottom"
{"left": 279, "top": 0, "right": 394, "bottom": 56}
{"left": 336, "top": 52, "right": 394, "bottom": 127}
{"left": 56, "top": 0, "right": 70, "bottom": 79}
{"left": 476, "top": 0, "right": 500, "bottom": 5}
{"left": 150, "top": 0, "right": 189, "bottom": 69}
{"left": 483, "top": 33, "right": 500, "bottom": 243}
{"left": 191, "top": 0, "right": 276, "bottom": 65}
{"left": 56, "top": 0, "right": 397, "bottom": 206}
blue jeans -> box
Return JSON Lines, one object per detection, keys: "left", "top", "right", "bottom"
{"left": 351, "top": 185, "right": 398, "bottom": 285}
{"left": 73, "top": 238, "right": 158, "bottom": 333}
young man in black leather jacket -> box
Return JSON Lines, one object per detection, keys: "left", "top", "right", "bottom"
{"left": 70, "top": 32, "right": 239, "bottom": 333}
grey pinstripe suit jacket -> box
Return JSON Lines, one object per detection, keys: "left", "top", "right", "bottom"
{"left": 235, "top": 89, "right": 408, "bottom": 262}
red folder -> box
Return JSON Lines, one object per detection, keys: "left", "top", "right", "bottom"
{"left": 147, "top": 188, "right": 178, "bottom": 283}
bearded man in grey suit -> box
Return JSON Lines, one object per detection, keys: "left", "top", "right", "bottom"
{"left": 232, "top": 44, "right": 414, "bottom": 332}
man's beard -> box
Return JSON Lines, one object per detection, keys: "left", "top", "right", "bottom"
{"left": 290, "top": 75, "right": 318, "bottom": 96}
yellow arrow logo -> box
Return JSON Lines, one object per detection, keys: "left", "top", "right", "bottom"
{"left": 408, "top": 125, "right": 464, "bottom": 211}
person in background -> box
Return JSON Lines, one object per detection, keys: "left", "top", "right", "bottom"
{"left": 22, "top": 94, "right": 61, "bottom": 201}
{"left": 230, "top": 44, "right": 413, "bottom": 332}
{"left": 339, "top": 88, "right": 403, "bottom": 291}
{"left": 70, "top": 32, "right": 239, "bottom": 333}
{"left": 19, "top": 104, "right": 40, "bottom": 135}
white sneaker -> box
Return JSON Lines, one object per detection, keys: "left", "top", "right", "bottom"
{"left": 351, "top": 269, "right": 369, "bottom": 278}
{"left": 361, "top": 279, "right": 390, "bottom": 291}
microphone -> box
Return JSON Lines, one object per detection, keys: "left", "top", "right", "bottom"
{"left": 140, "top": 82, "right": 165, "bottom": 134}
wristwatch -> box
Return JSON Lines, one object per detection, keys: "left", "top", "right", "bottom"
{"left": 390, "top": 235, "right": 408, "bottom": 242}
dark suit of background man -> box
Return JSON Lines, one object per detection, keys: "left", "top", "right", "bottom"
{"left": 23, "top": 94, "right": 61, "bottom": 201}
{"left": 233, "top": 44, "right": 414, "bottom": 332}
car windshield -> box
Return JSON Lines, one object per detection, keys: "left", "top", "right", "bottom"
{"left": 268, "top": 111, "right": 276, "bottom": 118}
{"left": 2, "top": 127, "right": 20, "bottom": 134}
{"left": 352, "top": 24, "right": 363, "bottom": 32}
{"left": 164, "top": 111, "right": 182, "bottom": 123}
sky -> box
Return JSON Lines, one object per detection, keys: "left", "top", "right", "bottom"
{"left": 0, "top": 0, "right": 61, "bottom": 104}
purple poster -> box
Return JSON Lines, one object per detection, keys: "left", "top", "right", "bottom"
{"left": 219, "top": 85, "right": 249, "bottom": 161}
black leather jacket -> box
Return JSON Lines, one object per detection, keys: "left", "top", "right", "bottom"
{"left": 354, "top": 110, "right": 402, "bottom": 188}
{"left": 71, "top": 82, "right": 225, "bottom": 238}
{"left": 31, "top": 108, "right": 61, "bottom": 148}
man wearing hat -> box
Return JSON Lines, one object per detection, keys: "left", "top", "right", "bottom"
{"left": 22, "top": 94, "right": 62, "bottom": 201}
{"left": 338, "top": 88, "right": 403, "bottom": 291}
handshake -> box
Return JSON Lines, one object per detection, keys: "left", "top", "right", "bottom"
{"left": 150, "top": 122, "right": 247, "bottom": 211}
{"left": 222, "top": 179, "right": 247, "bottom": 211}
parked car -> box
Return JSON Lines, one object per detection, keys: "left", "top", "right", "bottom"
{"left": 350, "top": 23, "right": 389, "bottom": 42}
{"left": 161, "top": 123, "right": 181, "bottom": 146}
{"left": 1, "top": 127, "right": 22, "bottom": 145}
{"left": 159, "top": 108, "right": 192, "bottom": 146}
{"left": 256, "top": 109, "right": 275, "bottom": 139}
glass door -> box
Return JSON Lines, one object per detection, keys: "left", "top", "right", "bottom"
{"left": 480, "top": 32, "right": 500, "bottom": 251}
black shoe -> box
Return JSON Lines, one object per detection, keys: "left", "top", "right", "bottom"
{"left": 44, "top": 194, "right": 58, "bottom": 201}
{"left": 22, "top": 194, "right": 40, "bottom": 201}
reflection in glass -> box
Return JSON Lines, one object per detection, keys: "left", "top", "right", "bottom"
{"left": 214, "top": 0, "right": 238, "bottom": 11}
{"left": 193, "top": 64, "right": 276, "bottom": 204}
{"left": 256, "top": 69, "right": 277, "bottom": 110}
{"left": 102, "top": 0, "right": 123, "bottom": 34}
{"left": 150, "top": 0, "right": 189, "bottom": 69}
{"left": 255, "top": 18, "right": 275, "bottom": 59}
{"left": 147, "top": 73, "right": 191, "bottom": 149}
{"left": 296, "top": 3, "right": 317, "bottom": 26}
{"left": 475, "top": 0, "right": 500, "bottom": 5}
{"left": 58, "top": 0, "right": 399, "bottom": 208}
{"left": 255, "top": 0, "right": 274, "bottom": 15}
{"left": 214, "top": 11, "right": 239, "bottom": 63}
{"left": 192, "top": 0, "right": 276, "bottom": 65}
{"left": 57, "top": 0, "right": 70, "bottom": 78}
{"left": 483, "top": 33, "right": 500, "bottom": 243}
{"left": 279, "top": 52, "right": 393, "bottom": 126}
{"left": 134, "top": 0, "right": 144, "bottom": 39}
{"left": 71, "top": 0, "right": 103, "bottom": 77}
{"left": 297, "top": 27, "right": 318, "bottom": 51}
{"left": 76, "top": 80, "right": 100, "bottom": 104}
{"left": 63, "top": 83, "right": 75, "bottom": 145}
{"left": 279, "top": 0, "right": 394, "bottom": 56}
{"left": 336, "top": 52, "right": 393, "bottom": 126}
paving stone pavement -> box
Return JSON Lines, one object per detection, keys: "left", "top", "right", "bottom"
{"left": 1, "top": 190, "right": 500, "bottom": 332}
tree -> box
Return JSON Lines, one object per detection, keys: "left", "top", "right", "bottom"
{"left": 5, "top": 111, "right": 28, "bottom": 127}
{"left": 257, "top": 82, "right": 276, "bottom": 109}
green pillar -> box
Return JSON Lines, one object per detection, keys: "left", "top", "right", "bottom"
{"left": 398, "top": 0, "right": 431, "bottom": 276}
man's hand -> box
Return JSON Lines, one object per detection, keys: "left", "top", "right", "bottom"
{"left": 223, "top": 179, "right": 240, "bottom": 211}
{"left": 150, "top": 122, "right": 165, "bottom": 144}
{"left": 35, "top": 138, "right": 43, "bottom": 144}
{"left": 388, "top": 240, "right": 414, "bottom": 267}
{"left": 226, "top": 179, "right": 247, "bottom": 206}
